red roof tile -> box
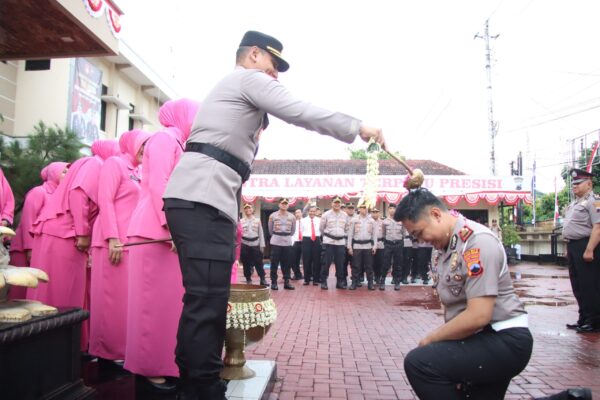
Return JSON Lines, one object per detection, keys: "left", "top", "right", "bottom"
{"left": 251, "top": 159, "right": 464, "bottom": 175}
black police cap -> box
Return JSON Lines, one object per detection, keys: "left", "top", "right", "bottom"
{"left": 239, "top": 31, "right": 289, "bottom": 72}
{"left": 570, "top": 168, "right": 594, "bottom": 184}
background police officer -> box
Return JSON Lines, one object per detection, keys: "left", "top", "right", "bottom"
{"left": 562, "top": 168, "right": 600, "bottom": 333}
{"left": 268, "top": 198, "right": 296, "bottom": 290}
{"left": 382, "top": 203, "right": 404, "bottom": 290}
{"left": 240, "top": 204, "right": 267, "bottom": 285}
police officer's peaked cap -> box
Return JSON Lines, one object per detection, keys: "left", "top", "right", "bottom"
{"left": 332, "top": 196, "right": 343, "bottom": 203}
{"left": 387, "top": 203, "right": 397, "bottom": 208}
{"left": 357, "top": 203, "right": 367, "bottom": 209}
{"left": 279, "top": 198, "right": 289, "bottom": 204}
{"left": 345, "top": 202, "right": 354, "bottom": 209}
{"left": 570, "top": 168, "right": 594, "bottom": 184}
{"left": 243, "top": 203, "right": 253, "bottom": 209}
{"left": 371, "top": 207, "right": 380, "bottom": 212}
{"left": 239, "top": 30, "right": 290, "bottom": 72}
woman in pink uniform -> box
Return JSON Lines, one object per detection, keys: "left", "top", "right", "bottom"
{"left": 9, "top": 162, "right": 68, "bottom": 299}
{"left": 28, "top": 141, "right": 118, "bottom": 349}
{"left": 89, "top": 130, "right": 151, "bottom": 362}
{"left": 125, "top": 99, "right": 199, "bottom": 392}
{"left": 0, "top": 167, "right": 14, "bottom": 229}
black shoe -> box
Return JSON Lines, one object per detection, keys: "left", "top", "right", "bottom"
{"left": 536, "top": 388, "right": 593, "bottom": 400}
{"left": 368, "top": 281, "right": 375, "bottom": 290}
{"left": 321, "top": 281, "right": 328, "bottom": 290}
{"left": 313, "top": 281, "right": 319, "bottom": 286}
{"left": 284, "top": 280, "right": 295, "bottom": 290}
{"left": 303, "top": 280, "right": 310, "bottom": 285}
{"left": 410, "top": 279, "right": 418, "bottom": 284}
{"left": 379, "top": 277, "right": 386, "bottom": 290}
{"left": 566, "top": 322, "right": 582, "bottom": 330}
{"left": 259, "top": 278, "right": 268, "bottom": 286}
{"left": 178, "top": 379, "right": 228, "bottom": 400}
{"left": 291, "top": 276, "right": 301, "bottom": 281}
{"left": 394, "top": 282, "right": 401, "bottom": 291}
{"left": 356, "top": 281, "right": 363, "bottom": 287}
{"left": 271, "top": 282, "right": 278, "bottom": 290}
{"left": 349, "top": 281, "right": 357, "bottom": 290}
{"left": 336, "top": 280, "right": 346, "bottom": 289}
{"left": 422, "top": 279, "right": 430, "bottom": 285}
{"left": 401, "top": 279, "right": 409, "bottom": 285}
{"left": 137, "top": 375, "right": 177, "bottom": 394}
{"left": 341, "top": 280, "right": 348, "bottom": 289}
{"left": 576, "top": 324, "right": 600, "bottom": 333}
{"left": 245, "top": 278, "right": 252, "bottom": 284}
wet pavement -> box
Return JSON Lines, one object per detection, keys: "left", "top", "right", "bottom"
{"left": 84, "top": 261, "right": 600, "bottom": 399}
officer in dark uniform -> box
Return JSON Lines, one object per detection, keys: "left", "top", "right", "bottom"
{"left": 396, "top": 189, "right": 532, "bottom": 400}
{"left": 562, "top": 168, "right": 600, "bottom": 333}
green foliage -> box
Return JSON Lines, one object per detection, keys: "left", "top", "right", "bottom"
{"left": 561, "top": 142, "right": 600, "bottom": 192}
{"left": 521, "top": 186, "right": 570, "bottom": 223}
{"left": 501, "top": 224, "right": 521, "bottom": 246}
{"left": 348, "top": 147, "right": 403, "bottom": 160}
{"left": 0, "top": 121, "right": 84, "bottom": 218}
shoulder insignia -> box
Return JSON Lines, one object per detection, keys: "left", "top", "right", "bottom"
{"left": 459, "top": 226, "right": 473, "bottom": 242}
{"left": 463, "top": 248, "right": 484, "bottom": 277}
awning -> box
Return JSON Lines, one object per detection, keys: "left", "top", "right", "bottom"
{"left": 241, "top": 174, "right": 533, "bottom": 206}
{"left": 0, "top": 0, "right": 122, "bottom": 60}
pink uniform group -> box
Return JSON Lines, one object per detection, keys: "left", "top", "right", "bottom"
{"left": 3, "top": 98, "right": 237, "bottom": 381}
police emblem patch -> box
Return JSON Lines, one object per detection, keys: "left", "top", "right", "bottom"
{"left": 449, "top": 286, "right": 462, "bottom": 296}
{"left": 463, "top": 248, "right": 484, "bottom": 277}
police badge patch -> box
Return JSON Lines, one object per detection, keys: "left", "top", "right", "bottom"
{"left": 449, "top": 285, "right": 462, "bottom": 296}
{"left": 463, "top": 248, "right": 484, "bottom": 277}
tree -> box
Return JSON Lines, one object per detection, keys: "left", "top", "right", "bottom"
{"left": 0, "top": 121, "right": 84, "bottom": 218}
{"left": 348, "top": 147, "right": 403, "bottom": 160}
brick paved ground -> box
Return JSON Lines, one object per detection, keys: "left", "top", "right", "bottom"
{"left": 245, "top": 262, "right": 600, "bottom": 400}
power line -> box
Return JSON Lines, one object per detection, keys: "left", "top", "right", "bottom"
{"left": 505, "top": 103, "right": 600, "bottom": 133}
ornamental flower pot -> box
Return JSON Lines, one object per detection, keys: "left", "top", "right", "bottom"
{"left": 220, "top": 283, "right": 277, "bottom": 380}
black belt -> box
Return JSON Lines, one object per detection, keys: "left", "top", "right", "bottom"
{"left": 565, "top": 237, "right": 589, "bottom": 244}
{"left": 377, "top": 239, "right": 384, "bottom": 243}
{"left": 242, "top": 236, "right": 259, "bottom": 241}
{"left": 353, "top": 239, "right": 373, "bottom": 245}
{"left": 185, "top": 142, "right": 251, "bottom": 183}
{"left": 323, "top": 233, "right": 346, "bottom": 240}
{"left": 272, "top": 232, "right": 292, "bottom": 236}
{"left": 384, "top": 239, "right": 402, "bottom": 245}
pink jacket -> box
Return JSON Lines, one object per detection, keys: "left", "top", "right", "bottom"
{"left": 0, "top": 168, "right": 15, "bottom": 225}
{"left": 127, "top": 99, "right": 199, "bottom": 240}
{"left": 92, "top": 130, "right": 151, "bottom": 248}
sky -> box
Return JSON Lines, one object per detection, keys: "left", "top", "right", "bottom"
{"left": 117, "top": 0, "right": 600, "bottom": 193}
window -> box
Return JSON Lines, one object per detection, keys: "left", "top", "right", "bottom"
{"left": 25, "top": 60, "right": 51, "bottom": 71}
{"left": 128, "top": 104, "right": 135, "bottom": 130}
{"left": 100, "top": 85, "right": 108, "bottom": 132}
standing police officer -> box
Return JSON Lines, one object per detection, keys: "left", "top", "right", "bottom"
{"left": 562, "top": 168, "right": 600, "bottom": 333}
{"left": 382, "top": 203, "right": 404, "bottom": 290}
{"left": 347, "top": 204, "right": 377, "bottom": 290}
{"left": 240, "top": 203, "right": 267, "bottom": 285}
{"left": 268, "top": 198, "right": 296, "bottom": 290}
{"left": 371, "top": 207, "right": 385, "bottom": 285}
{"left": 320, "top": 196, "right": 349, "bottom": 289}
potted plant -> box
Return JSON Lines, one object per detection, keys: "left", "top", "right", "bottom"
{"left": 501, "top": 224, "right": 521, "bottom": 264}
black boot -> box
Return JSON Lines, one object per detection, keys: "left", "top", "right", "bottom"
{"left": 379, "top": 277, "right": 386, "bottom": 290}
{"left": 394, "top": 281, "right": 401, "bottom": 291}
{"left": 320, "top": 280, "right": 328, "bottom": 290}
{"left": 259, "top": 277, "right": 268, "bottom": 286}
{"left": 284, "top": 280, "right": 295, "bottom": 290}
{"left": 271, "top": 282, "right": 278, "bottom": 290}
{"left": 368, "top": 280, "right": 375, "bottom": 290}
{"left": 349, "top": 280, "right": 357, "bottom": 290}
{"left": 535, "top": 388, "right": 592, "bottom": 400}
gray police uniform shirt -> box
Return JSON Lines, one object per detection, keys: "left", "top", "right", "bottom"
{"left": 164, "top": 67, "right": 361, "bottom": 222}
{"left": 268, "top": 211, "right": 295, "bottom": 247}
{"left": 348, "top": 215, "right": 377, "bottom": 250}
{"left": 562, "top": 191, "right": 600, "bottom": 240}
{"left": 320, "top": 210, "right": 349, "bottom": 246}
{"left": 382, "top": 217, "right": 403, "bottom": 242}
{"left": 435, "top": 216, "right": 526, "bottom": 323}
{"left": 373, "top": 218, "right": 385, "bottom": 250}
{"left": 241, "top": 216, "right": 265, "bottom": 248}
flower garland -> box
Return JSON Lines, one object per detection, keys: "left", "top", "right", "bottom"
{"left": 359, "top": 138, "right": 380, "bottom": 209}
{"left": 226, "top": 298, "right": 277, "bottom": 330}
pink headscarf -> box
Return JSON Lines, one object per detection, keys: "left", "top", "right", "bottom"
{"left": 158, "top": 98, "right": 200, "bottom": 143}
{"left": 119, "top": 129, "right": 152, "bottom": 167}
{"left": 91, "top": 140, "right": 120, "bottom": 160}
{"left": 41, "top": 162, "right": 69, "bottom": 194}
{"left": 40, "top": 165, "right": 49, "bottom": 182}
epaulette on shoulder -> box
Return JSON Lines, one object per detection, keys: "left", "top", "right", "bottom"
{"left": 459, "top": 226, "right": 474, "bottom": 242}
{"left": 594, "top": 193, "right": 600, "bottom": 200}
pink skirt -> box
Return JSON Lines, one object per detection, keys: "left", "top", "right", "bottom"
{"left": 89, "top": 247, "right": 129, "bottom": 360}
{"left": 124, "top": 237, "right": 183, "bottom": 377}
{"left": 8, "top": 251, "right": 28, "bottom": 299}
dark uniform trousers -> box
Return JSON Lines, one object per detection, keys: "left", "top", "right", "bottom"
{"left": 402, "top": 247, "right": 416, "bottom": 281}
{"left": 270, "top": 244, "right": 292, "bottom": 282}
{"left": 413, "top": 247, "right": 433, "bottom": 281}
{"left": 240, "top": 244, "right": 266, "bottom": 280}
{"left": 343, "top": 247, "right": 352, "bottom": 279}
{"left": 351, "top": 249, "right": 374, "bottom": 282}
{"left": 301, "top": 236, "right": 321, "bottom": 283}
{"left": 322, "top": 244, "right": 346, "bottom": 282}
{"left": 382, "top": 240, "right": 403, "bottom": 281}
{"left": 373, "top": 243, "right": 385, "bottom": 280}
{"left": 567, "top": 238, "right": 600, "bottom": 326}
{"left": 164, "top": 199, "right": 235, "bottom": 396}
{"left": 404, "top": 326, "right": 533, "bottom": 400}
{"left": 291, "top": 241, "right": 303, "bottom": 278}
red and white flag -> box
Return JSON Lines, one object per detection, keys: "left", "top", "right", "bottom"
{"left": 586, "top": 141, "right": 599, "bottom": 173}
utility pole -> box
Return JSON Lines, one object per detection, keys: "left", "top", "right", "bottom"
{"left": 475, "top": 20, "right": 499, "bottom": 175}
